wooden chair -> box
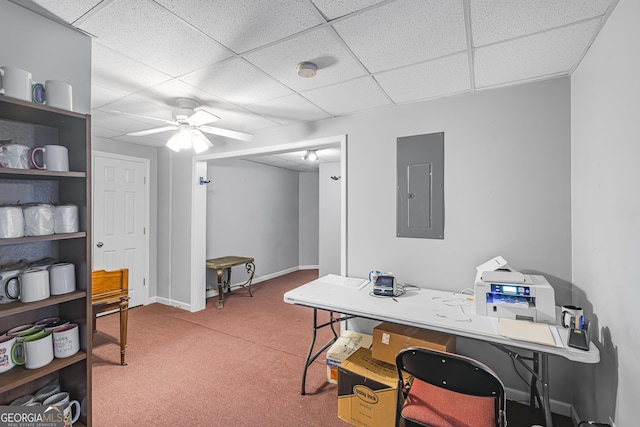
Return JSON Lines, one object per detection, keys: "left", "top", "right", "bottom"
{"left": 92, "top": 269, "right": 130, "bottom": 366}
{"left": 396, "top": 347, "right": 506, "bottom": 427}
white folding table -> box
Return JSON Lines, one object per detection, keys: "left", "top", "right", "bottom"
{"left": 284, "top": 275, "right": 599, "bottom": 427}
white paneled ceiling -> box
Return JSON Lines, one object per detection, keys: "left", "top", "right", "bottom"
{"left": 14, "top": 0, "right": 618, "bottom": 171}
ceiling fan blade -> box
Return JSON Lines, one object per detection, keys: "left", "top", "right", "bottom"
{"left": 187, "top": 110, "right": 220, "bottom": 126}
{"left": 127, "top": 125, "right": 178, "bottom": 136}
{"left": 198, "top": 125, "right": 254, "bottom": 142}
{"left": 108, "top": 110, "right": 177, "bottom": 125}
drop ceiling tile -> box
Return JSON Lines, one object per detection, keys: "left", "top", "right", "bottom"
{"left": 96, "top": 95, "right": 175, "bottom": 125}
{"left": 244, "top": 94, "right": 330, "bottom": 125}
{"left": 28, "top": 0, "right": 100, "bottom": 23}
{"left": 333, "top": 0, "right": 466, "bottom": 73}
{"left": 245, "top": 27, "right": 366, "bottom": 92}
{"left": 90, "top": 109, "right": 172, "bottom": 135}
{"left": 180, "top": 58, "right": 294, "bottom": 105}
{"left": 375, "top": 53, "right": 470, "bottom": 103}
{"left": 301, "top": 76, "right": 391, "bottom": 115}
{"left": 311, "top": 0, "right": 387, "bottom": 19}
{"left": 91, "top": 83, "right": 128, "bottom": 109}
{"left": 474, "top": 19, "right": 600, "bottom": 88}
{"left": 91, "top": 125, "right": 122, "bottom": 139}
{"left": 132, "top": 79, "right": 239, "bottom": 112}
{"left": 92, "top": 43, "right": 172, "bottom": 95}
{"left": 209, "top": 108, "right": 280, "bottom": 133}
{"left": 155, "top": 0, "right": 323, "bottom": 53}
{"left": 78, "top": 0, "right": 232, "bottom": 77}
{"left": 112, "top": 134, "right": 168, "bottom": 148}
{"left": 471, "top": 0, "right": 613, "bottom": 47}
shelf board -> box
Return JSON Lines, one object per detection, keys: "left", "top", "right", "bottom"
{"left": 0, "top": 291, "right": 86, "bottom": 318}
{"left": 0, "top": 168, "right": 85, "bottom": 179}
{"left": 0, "top": 351, "right": 87, "bottom": 394}
{"left": 0, "top": 232, "right": 86, "bottom": 246}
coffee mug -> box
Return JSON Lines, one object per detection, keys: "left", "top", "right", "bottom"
{"left": 54, "top": 205, "right": 79, "bottom": 234}
{"left": 0, "top": 66, "right": 32, "bottom": 101}
{"left": 34, "top": 317, "right": 61, "bottom": 328}
{"left": 0, "top": 143, "right": 31, "bottom": 169}
{"left": 53, "top": 323, "right": 80, "bottom": 358}
{"left": 44, "top": 80, "right": 72, "bottom": 110}
{"left": 561, "top": 305, "right": 584, "bottom": 329}
{"left": 7, "top": 324, "right": 43, "bottom": 340}
{"left": 0, "top": 262, "right": 27, "bottom": 304}
{"left": 60, "top": 400, "right": 81, "bottom": 427}
{"left": 10, "top": 394, "right": 35, "bottom": 406}
{"left": 44, "top": 319, "right": 70, "bottom": 333}
{"left": 0, "top": 335, "right": 17, "bottom": 373}
{"left": 31, "top": 145, "right": 69, "bottom": 172}
{"left": 32, "top": 82, "right": 45, "bottom": 104}
{"left": 23, "top": 204, "right": 55, "bottom": 236}
{"left": 12, "top": 331, "right": 54, "bottom": 369}
{"left": 10, "top": 268, "right": 50, "bottom": 303}
{"left": 35, "top": 381, "right": 61, "bottom": 402}
{"left": 49, "top": 263, "right": 76, "bottom": 295}
{"left": 43, "top": 392, "right": 79, "bottom": 410}
{"left": 0, "top": 206, "right": 25, "bottom": 238}
{"left": 369, "top": 270, "right": 382, "bottom": 284}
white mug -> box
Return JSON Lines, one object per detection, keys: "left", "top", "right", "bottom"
{"left": 11, "top": 331, "right": 54, "bottom": 369}
{"left": 0, "top": 143, "right": 31, "bottom": 169}
{"left": 44, "top": 80, "right": 72, "bottom": 110}
{"left": 35, "top": 381, "right": 61, "bottom": 402}
{"left": 10, "top": 394, "right": 35, "bottom": 406}
{"left": 0, "top": 206, "right": 25, "bottom": 238}
{"left": 53, "top": 323, "right": 80, "bottom": 358}
{"left": 54, "top": 205, "right": 79, "bottom": 233}
{"left": 22, "top": 204, "right": 55, "bottom": 236}
{"left": 561, "top": 305, "right": 584, "bottom": 329}
{"left": 0, "top": 66, "right": 32, "bottom": 101}
{"left": 0, "top": 335, "right": 17, "bottom": 373}
{"left": 60, "top": 400, "right": 81, "bottom": 427}
{"left": 12, "top": 268, "right": 50, "bottom": 302}
{"left": 49, "top": 263, "right": 76, "bottom": 295}
{"left": 43, "top": 392, "right": 79, "bottom": 410}
{"left": 31, "top": 145, "right": 69, "bottom": 172}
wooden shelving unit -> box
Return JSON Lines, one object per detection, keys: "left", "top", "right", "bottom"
{"left": 0, "top": 96, "right": 92, "bottom": 425}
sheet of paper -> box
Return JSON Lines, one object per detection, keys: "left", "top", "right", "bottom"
{"left": 318, "top": 274, "right": 368, "bottom": 289}
{"left": 497, "top": 318, "right": 557, "bottom": 347}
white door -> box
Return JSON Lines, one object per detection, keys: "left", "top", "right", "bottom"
{"left": 93, "top": 153, "right": 148, "bottom": 308}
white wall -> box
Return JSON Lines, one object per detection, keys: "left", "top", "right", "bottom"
{"left": 571, "top": 0, "right": 639, "bottom": 424}
{"left": 205, "top": 159, "right": 301, "bottom": 283}
{"left": 319, "top": 162, "right": 341, "bottom": 276}
{"left": 299, "top": 172, "right": 319, "bottom": 268}
{"left": 0, "top": 2, "right": 91, "bottom": 114}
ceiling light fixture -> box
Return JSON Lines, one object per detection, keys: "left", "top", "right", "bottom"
{"left": 166, "top": 123, "right": 212, "bottom": 154}
{"left": 296, "top": 61, "right": 317, "bottom": 78}
{"left": 302, "top": 150, "right": 318, "bottom": 162}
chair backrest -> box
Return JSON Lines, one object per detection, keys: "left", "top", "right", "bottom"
{"left": 92, "top": 269, "right": 129, "bottom": 301}
{"left": 396, "top": 347, "right": 506, "bottom": 427}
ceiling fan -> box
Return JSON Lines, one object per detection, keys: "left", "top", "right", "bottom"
{"left": 111, "top": 98, "right": 253, "bottom": 153}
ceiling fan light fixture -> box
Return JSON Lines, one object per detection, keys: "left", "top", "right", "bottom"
{"left": 296, "top": 61, "right": 317, "bottom": 78}
{"left": 302, "top": 149, "right": 318, "bottom": 162}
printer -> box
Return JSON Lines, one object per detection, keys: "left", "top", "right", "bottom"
{"left": 474, "top": 256, "right": 556, "bottom": 324}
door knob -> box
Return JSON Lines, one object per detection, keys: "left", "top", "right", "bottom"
{"left": 96, "top": 242, "right": 104, "bottom": 248}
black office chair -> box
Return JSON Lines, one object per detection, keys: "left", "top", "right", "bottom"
{"left": 396, "top": 347, "right": 506, "bottom": 427}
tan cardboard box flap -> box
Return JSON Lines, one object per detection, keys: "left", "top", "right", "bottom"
{"left": 372, "top": 322, "right": 456, "bottom": 365}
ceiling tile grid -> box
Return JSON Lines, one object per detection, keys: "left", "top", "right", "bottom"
{"left": 332, "top": 0, "right": 467, "bottom": 73}
{"left": 12, "top": 0, "right": 619, "bottom": 164}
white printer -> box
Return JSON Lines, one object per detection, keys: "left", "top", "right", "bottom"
{"left": 474, "top": 256, "right": 556, "bottom": 324}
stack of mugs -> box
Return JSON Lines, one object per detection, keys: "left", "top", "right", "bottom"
{"left": 0, "top": 65, "right": 73, "bottom": 110}
{"left": 0, "top": 203, "right": 79, "bottom": 238}
{"left": 0, "top": 142, "right": 70, "bottom": 172}
{"left": 7, "top": 379, "right": 83, "bottom": 426}
{"left": 0, "top": 318, "right": 81, "bottom": 374}
{"left": 0, "top": 259, "right": 76, "bottom": 304}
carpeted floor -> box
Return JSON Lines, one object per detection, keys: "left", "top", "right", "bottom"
{"left": 92, "top": 269, "right": 573, "bottom": 427}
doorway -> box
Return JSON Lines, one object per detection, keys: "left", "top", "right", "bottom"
{"left": 92, "top": 151, "right": 150, "bottom": 308}
{"left": 188, "top": 135, "right": 347, "bottom": 312}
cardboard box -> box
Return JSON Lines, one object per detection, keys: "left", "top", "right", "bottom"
{"left": 337, "top": 347, "right": 398, "bottom": 427}
{"left": 326, "top": 331, "right": 373, "bottom": 384}
{"left": 372, "top": 322, "right": 456, "bottom": 365}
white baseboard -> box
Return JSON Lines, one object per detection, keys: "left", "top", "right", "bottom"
{"left": 154, "top": 296, "right": 191, "bottom": 311}
{"left": 205, "top": 266, "right": 301, "bottom": 299}
{"left": 505, "top": 386, "right": 573, "bottom": 418}
{"left": 299, "top": 265, "right": 319, "bottom": 270}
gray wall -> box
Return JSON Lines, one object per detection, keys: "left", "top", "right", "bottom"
{"left": 222, "top": 77, "right": 575, "bottom": 403}
{"left": 319, "top": 162, "right": 341, "bottom": 276}
{"left": 571, "top": 0, "right": 638, "bottom": 424}
{"left": 299, "top": 172, "right": 319, "bottom": 268}
{"left": 206, "top": 159, "right": 301, "bottom": 283}
{"left": 0, "top": 2, "right": 91, "bottom": 114}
